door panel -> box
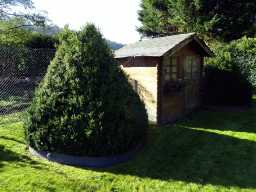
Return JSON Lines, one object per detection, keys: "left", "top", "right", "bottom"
{"left": 184, "top": 56, "right": 200, "bottom": 112}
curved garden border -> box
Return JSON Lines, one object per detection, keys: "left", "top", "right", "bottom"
{"left": 203, "top": 105, "right": 248, "bottom": 111}
{"left": 29, "top": 140, "right": 144, "bottom": 167}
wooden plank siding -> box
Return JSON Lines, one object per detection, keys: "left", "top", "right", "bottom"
{"left": 116, "top": 57, "right": 159, "bottom": 122}
{"left": 116, "top": 47, "right": 203, "bottom": 125}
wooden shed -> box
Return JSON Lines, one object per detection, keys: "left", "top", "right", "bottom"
{"left": 114, "top": 33, "right": 214, "bottom": 125}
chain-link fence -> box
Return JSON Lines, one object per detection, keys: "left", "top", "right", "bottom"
{"left": 0, "top": 47, "right": 56, "bottom": 121}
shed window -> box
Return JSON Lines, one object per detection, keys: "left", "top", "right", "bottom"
{"left": 164, "top": 58, "right": 178, "bottom": 80}
{"left": 185, "top": 57, "right": 198, "bottom": 80}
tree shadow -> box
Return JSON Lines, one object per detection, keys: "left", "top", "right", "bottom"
{"left": 0, "top": 136, "right": 25, "bottom": 145}
{"left": 0, "top": 145, "right": 29, "bottom": 171}
{"left": 0, "top": 102, "right": 31, "bottom": 116}
{"left": 0, "top": 143, "right": 49, "bottom": 171}
{"left": 73, "top": 122, "right": 256, "bottom": 189}
{"left": 127, "top": 77, "right": 157, "bottom": 121}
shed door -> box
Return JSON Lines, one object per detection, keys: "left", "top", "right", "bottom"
{"left": 184, "top": 56, "right": 200, "bottom": 112}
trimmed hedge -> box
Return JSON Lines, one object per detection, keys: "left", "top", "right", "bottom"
{"left": 23, "top": 23, "right": 148, "bottom": 157}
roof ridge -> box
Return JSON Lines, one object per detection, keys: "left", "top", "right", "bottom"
{"left": 136, "top": 32, "right": 196, "bottom": 43}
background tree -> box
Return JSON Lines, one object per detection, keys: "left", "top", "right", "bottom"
{"left": 0, "top": 17, "right": 31, "bottom": 47}
{"left": 23, "top": 31, "right": 59, "bottom": 49}
{"left": 0, "top": 17, "right": 59, "bottom": 48}
{"left": 137, "top": 0, "right": 175, "bottom": 38}
{"left": 0, "top": 17, "right": 59, "bottom": 79}
{"left": 137, "top": 0, "right": 256, "bottom": 44}
{"left": 0, "top": 0, "right": 48, "bottom": 27}
{"left": 106, "top": 39, "right": 125, "bottom": 50}
{"left": 0, "top": 0, "right": 51, "bottom": 46}
{"left": 25, "top": 24, "right": 63, "bottom": 36}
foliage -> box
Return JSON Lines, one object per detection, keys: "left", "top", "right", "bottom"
{"left": 204, "top": 36, "right": 256, "bottom": 89}
{"left": 25, "top": 24, "right": 63, "bottom": 36}
{"left": 0, "top": 46, "right": 55, "bottom": 78}
{"left": 23, "top": 31, "right": 59, "bottom": 49}
{"left": 23, "top": 25, "right": 125, "bottom": 50}
{"left": 137, "top": 0, "right": 256, "bottom": 44}
{"left": 23, "top": 23, "right": 148, "bottom": 157}
{"left": 163, "top": 77, "right": 187, "bottom": 95}
{"left": 0, "top": 17, "right": 31, "bottom": 47}
{"left": 202, "top": 68, "right": 253, "bottom": 107}
{"left": 0, "top": 18, "right": 58, "bottom": 79}
{"left": 0, "top": 0, "right": 34, "bottom": 18}
{"left": 106, "top": 39, "right": 125, "bottom": 50}
{"left": 0, "top": 0, "right": 48, "bottom": 27}
{"left": 0, "top": 17, "right": 59, "bottom": 48}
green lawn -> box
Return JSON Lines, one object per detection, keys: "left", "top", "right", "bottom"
{"left": 1, "top": 96, "right": 256, "bottom": 191}
{"left": 0, "top": 95, "right": 31, "bottom": 115}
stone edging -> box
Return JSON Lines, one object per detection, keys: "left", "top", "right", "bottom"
{"left": 203, "top": 105, "right": 248, "bottom": 111}
{"left": 29, "top": 140, "right": 144, "bottom": 167}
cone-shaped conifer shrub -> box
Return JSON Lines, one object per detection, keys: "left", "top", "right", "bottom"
{"left": 23, "top": 23, "right": 148, "bottom": 157}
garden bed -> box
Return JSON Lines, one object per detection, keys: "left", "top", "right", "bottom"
{"left": 29, "top": 140, "right": 144, "bottom": 167}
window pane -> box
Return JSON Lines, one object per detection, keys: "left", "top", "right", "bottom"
{"left": 172, "top": 66, "right": 177, "bottom": 72}
{"left": 165, "top": 74, "right": 170, "bottom": 80}
{"left": 171, "top": 73, "right": 177, "bottom": 79}
{"left": 186, "top": 73, "right": 192, "bottom": 79}
{"left": 164, "top": 66, "right": 171, "bottom": 73}
{"left": 172, "top": 58, "right": 177, "bottom": 65}
{"left": 185, "top": 61, "right": 191, "bottom": 72}
{"left": 192, "top": 66, "right": 197, "bottom": 72}
{"left": 192, "top": 60, "right": 197, "bottom": 67}
{"left": 192, "top": 72, "right": 197, "bottom": 79}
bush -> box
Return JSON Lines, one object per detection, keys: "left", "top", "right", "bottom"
{"left": 23, "top": 23, "right": 148, "bottom": 157}
{"left": 204, "top": 36, "right": 256, "bottom": 91}
{"left": 23, "top": 32, "right": 59, "bottom": 49}
{"left": 202, "top": 68, "right": 253, "bottom": 107}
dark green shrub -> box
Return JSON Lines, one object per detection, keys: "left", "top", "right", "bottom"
{"left": 203, "top": 67, "right": 253, "bottom": 107}
{"left": 204, "top": 36, "right": 256, "bottom": 91}
{"left": 23, "top": 23, "right": 148, "bottom": 157}
{"left": 24, "top": 32, "right": 59, "bottom": 49}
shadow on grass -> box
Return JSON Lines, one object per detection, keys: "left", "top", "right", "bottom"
{"left": 0, "top": 145, "right": 31, "bottom": 170}
{"left": 87, "top": 124, "right": 255, "bottom": 189}
{"left": 73, "top": 103, "right": 256, "bottom": 189}
{"left": 0, "top": 145, "right": 20, "bottom": 169}
{"left": 5, "top": 96, "right": 253, "bottom": 190}
{"left": 0, "top": 136, "right": 25, "bottom": 145}
{"left": 0, "top": 103, "right": 30, "bottom": 116}
{"left": 0, "top": 144, "right": 49, "bottom": 171}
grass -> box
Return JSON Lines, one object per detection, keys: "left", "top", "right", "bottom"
{"left": 1, "top": 97, "right": 256, "bottom": 191}
{"left": 0, "top": 94, "right": 32, "bottom": 116}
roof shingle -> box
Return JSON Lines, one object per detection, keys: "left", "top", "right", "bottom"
{"left": 114, "top": 33, "right": 197, "bottom": 58}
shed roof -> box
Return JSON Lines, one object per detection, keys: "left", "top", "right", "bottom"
{"left": 114, "top": 33, "right": 214, "bottom": 58}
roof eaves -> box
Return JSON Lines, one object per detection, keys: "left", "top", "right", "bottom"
{"left": 193, "top": 35, "right": 215, "bottom": 57}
